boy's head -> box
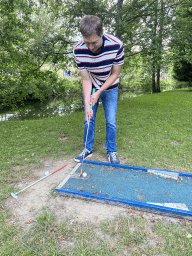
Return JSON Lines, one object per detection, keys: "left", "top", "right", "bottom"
{"left": 80, "top": 15, "right": 103, "bottom": 37}
{"left": 80, "top": 15, "right": 103, "bottom": 54}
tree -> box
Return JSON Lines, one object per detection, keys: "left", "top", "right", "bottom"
{"left": 1, "top": 0, "right": 191, "bottom": 109}
{"left": 169, "top": 0, "right": 192, "bottom": 65}
{"left": 63, "top": 0, "right": 113, "bottom": 34}
{"left": 117, "top": 0, "right": 191, "bottom": 93}
{"left": 173, "top": 60, "right": 192, "bottom": 84}
{"left": 0, "top": 0, "right": 72, "bottom": 109}
{"left": 114, "top": 0, "right": 124, "bottom": 39}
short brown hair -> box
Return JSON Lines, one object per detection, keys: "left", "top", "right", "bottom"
{"left": 80, "top": 15, "right": 103, "bottom": 37}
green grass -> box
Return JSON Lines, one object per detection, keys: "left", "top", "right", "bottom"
{"left": 176, "top": 87, "right": 192, "bottom": 91}
{"left": 154, "top": 221, "right": 192, "bottom": 256}
{"left": 117, "top": 91, "right": 192, "bottom": 171}
{"left": 1, "top": 90, "right": 192, "bottom": 255}
{"left": 101, "top": 216, "right": 147, "bottom": 248}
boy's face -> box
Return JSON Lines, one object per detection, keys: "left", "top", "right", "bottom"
{"left": 83, "top": 33, "right": 103, "bottom": 54}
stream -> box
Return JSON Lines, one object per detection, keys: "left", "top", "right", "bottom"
{"left": 0, "top": 101, "right": 83, "bottom": 121}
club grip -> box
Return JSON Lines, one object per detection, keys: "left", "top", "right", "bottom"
{"left": 90, "top": 88, "right": 96, "bottom": 109}
{"left": 51, "top": 163, "right": 67, "bottom": 174}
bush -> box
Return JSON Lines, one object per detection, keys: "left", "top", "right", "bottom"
{"left": 0, "top": 70, "right": 83, "bottom": 111}
{"left": 175, "top": 81, "right": 192, "bottom": 89}
{"left": 55, "top": 78, "right": 83, "bottom": 111}
{"left": 173, "top": 60, "right": 192, "bottom": 84}
{"left": 139, "top": 77, "right": 152, "bottom": 93}
{"left": 160, "top": 79, "right": 175, "bottom": 91}
{"left": 120, "top": 75, "right": 152, "bottom": 94}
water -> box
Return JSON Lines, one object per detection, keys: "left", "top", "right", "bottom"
{"left": 0, "top": 102, "right": 83, "bottom": 121}
{"left": 0, "top": 113, "right": 16, "bottom": 121}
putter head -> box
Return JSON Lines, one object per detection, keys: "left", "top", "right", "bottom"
{"left": 11, "top": 192, "right": 18, "bottom": 199}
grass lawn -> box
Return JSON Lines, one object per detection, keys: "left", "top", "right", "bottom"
{"left": 117, "top": 91, "right": 192, "bottom": 171}
{"left": 1, "top": 90, "right": 192, "bottom": 255}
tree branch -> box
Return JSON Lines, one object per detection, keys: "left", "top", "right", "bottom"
{"left": 122, "top": 0, "right": 191, "bottom": 24}
{"left": 124, "top": 50, "right": 144, "bottom": 58}
{"left": 124, "top": 0, "right": 158, "bottom": 23}
{"left": 32, "top": 54, "right": 49, "bottom": 72}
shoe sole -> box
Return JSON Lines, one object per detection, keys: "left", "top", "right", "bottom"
{"left": 74, "top": 153, "right": 93, "bottom": 162}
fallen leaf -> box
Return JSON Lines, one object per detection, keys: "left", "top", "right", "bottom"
{"left": 25, "top": 221, "right": 32, "bottom": 224}
{"left": 57, "top": 235, "right": 64, "bottom": 240}
{"left": 109, "top": 242, "right": 115, "bottom": 252}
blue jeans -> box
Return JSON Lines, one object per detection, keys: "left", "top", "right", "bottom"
{"left": 84, "top": 87, "right": 118, "bottom": 154}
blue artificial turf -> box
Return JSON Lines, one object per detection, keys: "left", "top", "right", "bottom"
{"left": 56, "top": 160, "right": 192, "bottom": 217}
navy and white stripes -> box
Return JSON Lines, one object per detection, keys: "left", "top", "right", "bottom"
{"left": 74, "top": 33, "right": 124, "bottom": 90}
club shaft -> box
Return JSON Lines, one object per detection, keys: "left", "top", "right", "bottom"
{"left": 14, "top": 163, "right": 67, "bottom": 196}
{"left": 84, "top": 88, "right": 95, "bottom": 150}
{"left": 16, "top": 175, "right": 49, "bottom": 195}
{"left": 82, "top": 88, "right": 95, "bottom": 165}
{"left": 85, "top": 118, "right": 90, "bottom": 150}
{"left": 82, "top": 118, "right": 90, "bottom": 168}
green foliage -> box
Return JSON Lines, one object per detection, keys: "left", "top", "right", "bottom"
{"left": 170, "top": 0, "right": 192, "bottom": 64}
{"left": 1, "top": 77, "right": 83, "bottom": 116}
{"left": 121, "top": 53, "right": 159, "bottom": 93}
{"left": 64, "top": 0, "right": 113, "bottom": 32}
{"left": 160, "top": 78, "right": 175, "bottom": 91}
{"left": 176, "top": 81, "right": 192, "bottom": 89}
{"left": 120, "top": 0, "right": 191, "bottom": 93}
{"left": 173, "top": 60, "right": 192, "bottom": 84}
{"left": 0, "top": 70, "right": 66, "bottom": 110}
{"left": 0, "top": 0, "right": 72, "bottom": 110}
{"left": 56, "top": 78, "right": 83, "bottom": 112}
{"left": 1, "top": 0, "right": 192, "bottom": 109}
{"left": 139, "top": 76, "right": 152, "bottom": 93}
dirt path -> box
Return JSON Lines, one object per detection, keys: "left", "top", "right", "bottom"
{"left": 5, "top": 154, "right": 181, "bottom": 232}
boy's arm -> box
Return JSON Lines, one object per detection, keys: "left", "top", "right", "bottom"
{"left": 80, "top": 70, "right": 93, "bottom": 122}
{"left": 91, "top": 65, "right": 122, "bottom": 106}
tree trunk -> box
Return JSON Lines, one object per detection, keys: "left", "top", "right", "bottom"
{"left": 152, "top": 65, "right": 156, "bottom": 93}
{"left": 156, "top": 0, "right": 164, "bottom": 93}
{"left": 151, "top": 1, "right": 158, "bottom": 93}
{"left": 156, "top": 68, "right": 161, "bottom": 92}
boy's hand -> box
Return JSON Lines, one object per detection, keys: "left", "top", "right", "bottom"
{"left": 90, "top": 90, "right": 100, "bottom": 106}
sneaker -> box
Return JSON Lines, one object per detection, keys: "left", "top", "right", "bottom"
{"left": 75, "top": 148, "right": 92, "bottom": 162}
{"left": 108, "top": 152, "right": 120, "bottom": 164}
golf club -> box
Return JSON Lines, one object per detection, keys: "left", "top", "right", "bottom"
{"left": 79, "top": 88, "right": 95, "bottom": 177}
{"left": 11, "top": 163, "right": 67, "bottom": 199}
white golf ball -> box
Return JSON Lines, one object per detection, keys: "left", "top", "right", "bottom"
{"left": 82, "top": 172, "right": 87, "bottom": 178}
{"left": 44, "top": 171, "right": 50, "bottom": 176}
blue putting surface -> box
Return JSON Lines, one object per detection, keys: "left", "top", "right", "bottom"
{"left": 55, "top": 160, "right": 192, "bottom": 218}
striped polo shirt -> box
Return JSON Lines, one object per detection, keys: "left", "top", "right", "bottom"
{"left": 73, "top": 33, "right": 124, "bottom": 90}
